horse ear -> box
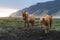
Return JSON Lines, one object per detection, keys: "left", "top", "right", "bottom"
{"left": 51, "top": 16, "right": 53, "bottom": 17}
{"left": 21, "top": 11, "right": 26, "bottom": 14}
{"left": 26, "top": 12, "right": 28, "bottom": 14}
{"left": 21, "top": 11, "right": 23, "bottom": 14}
{"left": 46, "top": 13, "right": 48, "bottom": 15}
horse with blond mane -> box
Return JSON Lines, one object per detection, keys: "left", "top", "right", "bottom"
{"left": 22, "top": 11, "right": 35, "bottom": 30}
{"left": 40, "top": 13, "right": 53, "bottom": 33}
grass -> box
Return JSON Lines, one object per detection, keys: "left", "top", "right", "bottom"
{"left": 0, "top": 18, "right": 24, "bottom": 26}
{"left": 52, "top": 19, "right": 60, "bottom": 30}
{"left": 0, "top": 17, "right": 59, "bottom": 32}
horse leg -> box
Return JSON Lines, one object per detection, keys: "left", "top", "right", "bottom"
{"left": 47, "top": 21, "right": 51, "bottom": 32}
{"left": 49, "top": 19, "right": 52, "bottom": 28}
{"left": 24, "top": 21, "right": 27, "bottom": 30}
{"left": 45, "top": 28, "right": 49, "bottom": 33}
{"left": 27, "top": 21, "right": 29, "bottom": 28}
{"left": 45, "top": 23, "right": 49, "bottom": 33}
{"left": 48, "top": 22, "right": 51, "bottom": 32}
{"left": 50, "top": 21, "right": 52, "bottom": 28}
{"left": 40, "top": 23, "right": 43, "bottom": 28}
{"left": 31, "top": 21, "right": 35, "bottom": 29}
{"left": 24, "top": 21, "right": 26, "bottom": 27}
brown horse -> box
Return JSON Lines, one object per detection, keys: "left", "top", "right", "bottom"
{"left": 40, "top": 14, "right": 53, "bottom": 33}
{"left": 22, "top": 11, "right": 35, "bottom": 30}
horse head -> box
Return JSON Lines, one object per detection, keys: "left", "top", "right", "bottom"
{"left": 21, "top": 11, "right": 29, "bottom": 20}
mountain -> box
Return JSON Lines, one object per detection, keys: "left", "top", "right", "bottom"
{"left": 10, "top": 11, "right": 22, "bottom": 17}
{"left": 10, "top": 0, "right": 60, "bottom": 18}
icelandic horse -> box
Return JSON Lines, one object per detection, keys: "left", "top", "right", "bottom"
{"left": 40, "top": 13, "right": 53, "bottom": 33}
{"left": 21, "top": 11, "right": 35, "bottom": 30}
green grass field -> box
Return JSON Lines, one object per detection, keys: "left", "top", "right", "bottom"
{"left": 0, "top": 17, "right": 60, "bottom": 40}
{"left": 0, "top": 17, "right": 60, "bottom": 32}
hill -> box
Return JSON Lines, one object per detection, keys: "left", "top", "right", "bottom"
{"left": 10, "top": 0, "right": 60, "bottom": 18}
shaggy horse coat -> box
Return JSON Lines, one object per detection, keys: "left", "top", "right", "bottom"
{"left": 40, "top": 14, "right": 52, "bottom": 33}
{"left": 22, "top": 11, "right": 35, "bottom": 30}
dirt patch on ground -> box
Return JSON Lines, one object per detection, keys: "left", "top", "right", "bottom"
{"left": 0, "top": 27, "right": 60, "bottom": 40}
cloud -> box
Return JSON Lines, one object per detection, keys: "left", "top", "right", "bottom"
{"left": 0, "top": 7, "right": 19, "bottom": 17}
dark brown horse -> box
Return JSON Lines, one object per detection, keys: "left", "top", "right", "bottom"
{"left": 40, "top": 14, "right": 53, "bottom": 33}
{"left": 22, "top": 11, "right": 35, "bottom": 30}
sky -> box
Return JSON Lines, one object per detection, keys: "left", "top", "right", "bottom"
{"left": 0, "top": 7, "right": 18, "bottom": 17}
{"left": 0, "top": 0, "right": 55, "bottom": 17}
{"left": 0, "top": 0, "right": 55, "bottom": 10}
